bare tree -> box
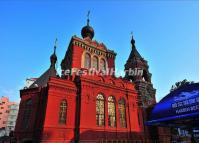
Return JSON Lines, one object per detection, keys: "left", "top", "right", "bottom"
{"left": 170, "top": 79, "right": 194, "bottom": 92}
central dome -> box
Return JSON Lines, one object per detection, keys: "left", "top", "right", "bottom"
{"left": 81, "top": 19, "right": 94, "bottom": 40}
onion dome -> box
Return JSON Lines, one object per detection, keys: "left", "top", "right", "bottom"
{"left": 50, "top": 46, "right": 57, "bottom": 68}
{"left": 81, "top": 16, "right": 95, "bottom": 40}
{"left": 50, "top": 42, "right": 57, "bottom": 68}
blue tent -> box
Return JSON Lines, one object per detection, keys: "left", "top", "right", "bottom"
{"left": 147, "top": 83, "right": 199, "bottom": 129}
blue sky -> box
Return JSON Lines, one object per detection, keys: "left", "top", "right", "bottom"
{"left": 0, "top": 0, "right": 199, "bottom": 102}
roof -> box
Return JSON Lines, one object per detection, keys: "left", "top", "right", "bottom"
{"left": 29, "top": 41, "right": 58, "bottom": 88}
{"left": 125, "top": 36, "right": 148, "bottom": 70}
{"left": 29, "top": 66, "right": 57, "bottom": 88}
{"left": 128, "top": 46, "right": 142, "bottom": 61}
{"left": 146, "top": 83, "right": 199, "bottom": 129}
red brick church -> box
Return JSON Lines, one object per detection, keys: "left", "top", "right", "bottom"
{"left": 14, "top": 17, "right": 170, "bottom": 143}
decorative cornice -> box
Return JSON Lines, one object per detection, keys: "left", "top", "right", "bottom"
{"left": 80, "top": 76, "right": 137, "bottom": 95}
{"left": 20, "top": 87, "right": 42, "bottom": 97}
{"left": 47, "top": 77, "right": 77, "bottom": 94}
{"left": 72, "top": 36, "right": 116, "bottom": 59}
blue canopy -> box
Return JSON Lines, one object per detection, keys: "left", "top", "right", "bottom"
{"left": 147, "top": 83, "right": 199, "bottom": 128}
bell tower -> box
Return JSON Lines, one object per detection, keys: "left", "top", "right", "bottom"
{"left": 125, "top": 35, "right": 156, "bottom": 108}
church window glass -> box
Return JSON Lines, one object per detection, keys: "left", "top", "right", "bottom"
{"left": 100, "top": 59, "right": 106, "bottom": 71}
{"left": 59, "top": 100, "right": 67, "bottom": 124}
{"left": 23, "top": 99, "right": 32, "bottom": 129}
{"left": 85, "top": 53, "right": 91, "bottom": 68}
{"left": 108, "top": 96, "right": 116, "bottom": 127}
{"left": 92, "top": 56, "right": 98, "bottom": 70}
{"left": 96, "top": 94, "right": 105, "bottom": 126}
{"left": 118, "top": 98, "right": 127, "bottom": 128}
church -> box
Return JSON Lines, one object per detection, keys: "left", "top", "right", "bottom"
{"left": 14, "top": 16, "right": 170, "bottom": 143}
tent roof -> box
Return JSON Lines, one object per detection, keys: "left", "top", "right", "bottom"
{"left": 147, "top": 83, "right": 199, "bottom": 129}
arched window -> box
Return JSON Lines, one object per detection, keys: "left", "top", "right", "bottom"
{"left": 92, "top": 56, "right": 98, "bottom": 70}
{"left": 84, "top": 53, "right": 91, "bottom": 68}
{"left": 100, "top": 59, "right": 106, "bottom": 71}
{"left": 118, "top": 98, "right": 127, "bottom": 128}
{"left": 59, "top": 100, "right": 67, "bottom": 124}
{"left": 23, "top": 99, "right": 32, "bottom": 129}
{"left": 96, "top": 94, "right": 105, "bottom": 126}
{"left": 108, "top": 96, "right": 116, "bottom": 127}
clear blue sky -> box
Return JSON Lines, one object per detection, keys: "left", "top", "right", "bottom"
{"left": 0, "top": 0, "right": 199, "bottom": 102}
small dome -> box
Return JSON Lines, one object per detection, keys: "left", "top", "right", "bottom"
{"left": 50, "top": 53, "right": 57, "bottom": 62}
{"left": 81, "top": 19, "right": 94, "bottom": 39}
{"left": 50, "top": 46, "right": 57, "bottom": 67}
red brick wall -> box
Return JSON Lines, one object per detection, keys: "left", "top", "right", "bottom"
{"left": 41, "top": 78, "right": 77, "bottom": 143}
{"left": 77, "top": 76, "right": 141, "bottom": 142}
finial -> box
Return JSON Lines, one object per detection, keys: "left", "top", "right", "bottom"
{"left": 50, "top": 38, "right": 58, "bottom": 68}
{"left": 54, "top": 38, "right": 58, "bottom": 54}
{"left": 131, "top": 31, "right": 133, "bottom": 37}
{"left": 131, "top": 31, "right": 135, "bottom": 48}
{"left": 87, "top": 11, "right": 90, "bottom": 26}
